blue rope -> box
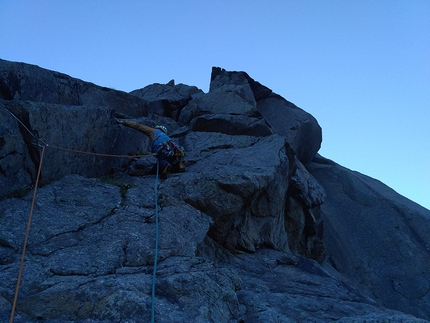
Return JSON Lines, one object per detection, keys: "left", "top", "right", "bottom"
{"left": 151, "top": 161, "right": 160, "bottom": 323}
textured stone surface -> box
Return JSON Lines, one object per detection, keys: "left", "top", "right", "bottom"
{"left": 0, "top": 59, "right": 148, "bottom": 117}
{"left": 257, "top": 94, "right": 322, "bottom": 165}
{"left": 209, "top": 67, "right": 322, "bottom": 164}
{"left": 2, "top": 175, "right": 427, "bottom": 323}
{"left": 308, "top": 155, "right": 430, "bottom": 319}
{"left": 0, "top": 59, "right": 429, "bottom": 322}
{"left": 130, "top": 80, "right": 203, "bottom": 120}
{"left": 0, "top": 99, "right": 139, "bottom": 197}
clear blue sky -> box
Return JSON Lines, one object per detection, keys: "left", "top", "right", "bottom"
{"left": 1, "top": 1, "right": 429, "bottom": 209}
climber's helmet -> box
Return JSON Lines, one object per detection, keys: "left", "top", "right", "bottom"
{"left": 155, "top": 125, "right": 168, "bottom": 134}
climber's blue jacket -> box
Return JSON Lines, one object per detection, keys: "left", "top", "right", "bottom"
{"left": 120, "top": 120, "right": 170, "bottom": 153}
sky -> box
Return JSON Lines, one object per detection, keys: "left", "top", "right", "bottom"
{"left": 1, "top": 1, "right": 429, "bottom": 210}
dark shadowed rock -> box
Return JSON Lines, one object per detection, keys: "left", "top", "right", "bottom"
{"left": 257, "top": 94, "right": 322, "bottom": 165}
{"left": 221, "top": 248, "right": 428, "bottom": 323}
{"left": 0, "top": 105, "right": 33, "bottom": 198}
{"left": 190, "top": 113, "right": 272, "bottom": 136}
{"left": 308, "top": 154, "right": 430, "bottom": 319}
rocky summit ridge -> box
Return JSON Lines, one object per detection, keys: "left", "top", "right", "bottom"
{"left": 0, "top": 58, "right": 429, "bottom": 322}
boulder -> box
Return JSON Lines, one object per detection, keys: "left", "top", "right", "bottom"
{"left": 308, "top": 154, "right": 430, "bottom": 319}
{"left": 163, "top": 134, "right": 292, "bottom": 253}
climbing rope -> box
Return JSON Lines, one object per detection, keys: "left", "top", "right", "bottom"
{"left": 2, "top": 106, "right": 154, "bottom": 158}
{"left": 9, "top": 144, "right": 46, "bottom": 323}
{"left": 3, "top": 107, "right": 38, "bottom": 141}
{"left": 151, "top": 161, "right": 160, "bottom": 323}
{"left": 4, "top": 108, "right": 161, "bottom": 323}
{"left": 47, "top": 144, "right": 155, "bottom": 158}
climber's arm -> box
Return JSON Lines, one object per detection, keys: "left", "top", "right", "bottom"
{"left": 117, "top": 119, "right": 154, "bottom": 140}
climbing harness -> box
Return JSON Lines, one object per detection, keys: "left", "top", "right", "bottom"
{"left": 4, "top": 108, "right": 161, "bottom": 323}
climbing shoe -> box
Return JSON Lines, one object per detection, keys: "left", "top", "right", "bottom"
{"left": 179, "top": 161, "right": 186, "bottom": 172}
{"left": 161, "top": 164, "right": 172, "bottom": 180}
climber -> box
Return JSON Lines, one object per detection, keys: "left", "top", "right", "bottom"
{"left": 116, "top": 119, "right": 185, "bottom": 179}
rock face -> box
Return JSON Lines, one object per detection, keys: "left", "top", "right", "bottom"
{"left": 0, "top": 59, "right": 148, "bottom": 117}
{"left": 308, "top": 155, "right": 430, "bottom": 320}
{"left": 0, "top": 59, "right": 429, "bottom": 322}
{"left": 129, "top": 79, "right": 203, "bottom": 120}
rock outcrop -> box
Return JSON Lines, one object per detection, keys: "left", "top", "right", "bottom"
{"left": 0, "top": 59, "right": 429, "bottom": 322}
{"left": 0, "top": 59, "right": 148, "bottom": 117}
{"left": 308, "top": 155, "right": 430, "bottom": 319}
